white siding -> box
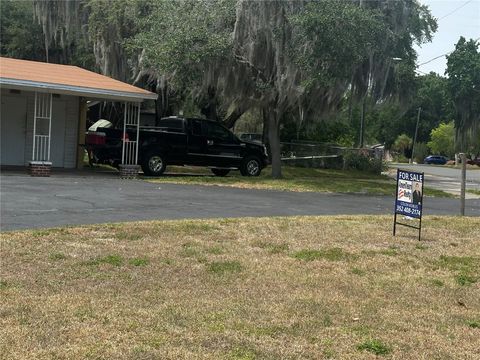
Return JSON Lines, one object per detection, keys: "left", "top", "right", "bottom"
{"left": 0, "top": 89, "right": 35, "bottom": 166}
{"left": 1, "top": 89, "right": 79, "bottom": 168}
{"left": 63, "top": 96, "right": 79, "bottom": 168}
{"left": 1, "top": 94, "right": 27, "bottom": 165}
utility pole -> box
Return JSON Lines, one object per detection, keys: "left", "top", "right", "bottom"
{"left": 411, "top": 107, "right": 421, "bottom": 163}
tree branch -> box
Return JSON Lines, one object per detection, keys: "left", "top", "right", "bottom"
{"left": 234, "top": 53, "right": 269, "bottom": 84}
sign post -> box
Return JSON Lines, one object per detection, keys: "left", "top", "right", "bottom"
{"left": 393, "top": 169, "right": 424, "bottom": 240}
{"left": 460, "top": 153, "right": 466, "bottom": 216}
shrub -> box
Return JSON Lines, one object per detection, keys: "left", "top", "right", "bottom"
{"left": 343, "top": 151, "right": 385, "bottom": 174}
{"left": 428, "top": 122, "right": 455, "bottom": 158}
{"left": 413, "top": 142, "right": 429, "bottom": 164}
{"left": 392, "top": 153, "right": 409, "bottom": 163}
{"left": 392, "top": 134, "right": 412, "bottom": 156}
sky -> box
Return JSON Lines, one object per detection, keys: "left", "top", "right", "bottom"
{"left": 415, "top": 0, "right": 480, "bottom": 75}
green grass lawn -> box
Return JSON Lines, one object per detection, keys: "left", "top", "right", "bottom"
{"left": 146, "top": 166, "right": 452, "bottom": 197}
{"left": 1, "top": 216, "right": 479, "bottom": 359}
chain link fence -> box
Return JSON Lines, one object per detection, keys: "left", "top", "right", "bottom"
{"left": 280, "top": 141, "right": 385, "bottom": 170}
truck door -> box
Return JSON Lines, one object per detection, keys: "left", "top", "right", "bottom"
{"left": 186, "top": 119, "right": 208, "bottom": 165}
{"left": 204, "top": 121, "right": 243, "bottom": 167}
{"left": 155, "top": 118, "right": 187, "bottom": 163}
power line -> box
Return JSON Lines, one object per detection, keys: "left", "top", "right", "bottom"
{"left": 416, "top": 0, "right": 478, "bottom": 68}
{"left": 438, "top": 0, "right": 474, "bottom": 20}
{"left": 417, "top": 52, "right": 453, "bottom": 67}
{"left": 417, "top": 37, "right": 480, "bottom": 67}
{"left": 414, "top": 69, "right": 428, "bottom": 75}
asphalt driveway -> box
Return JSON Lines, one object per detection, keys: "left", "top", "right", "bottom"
{"left": 1, "top": 173, "right": 479, "bottom": 231}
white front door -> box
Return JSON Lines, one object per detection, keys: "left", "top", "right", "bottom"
{"left": 1, "top": 96, "right": 27, "bottom": 166}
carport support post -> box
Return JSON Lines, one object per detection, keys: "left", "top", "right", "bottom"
{"left": 77, "top": 98, "right": 88, "bottom": 169}
{"left": 30, "top": 92, "right": 52, "bottom": 177}
{"left": 460, "top": 153, "right": 466, "bottom": 216}
{"left": 119, "top": 102, "right": 141, "bottom": 178}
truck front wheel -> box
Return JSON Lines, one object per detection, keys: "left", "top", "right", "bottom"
{"left": 142, "top": 153, "right": 167, "bottom": 176}
{"left": 240, "top": 156, "right": 262, "bottom": 176}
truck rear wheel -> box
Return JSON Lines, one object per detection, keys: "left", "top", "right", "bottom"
{"left": 240, "top": 156, "right": 262, "bottom": 176}
{"left": 142, "top": 153, "right": 166, "bottom": 176}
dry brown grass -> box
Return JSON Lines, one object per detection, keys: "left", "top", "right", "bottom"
{"left": 1, "top": 216, "right": 479, "bottom": 359}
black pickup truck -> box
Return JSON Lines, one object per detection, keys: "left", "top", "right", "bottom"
{"left": 86, "top": 116, "right": 269, "bottom": 176}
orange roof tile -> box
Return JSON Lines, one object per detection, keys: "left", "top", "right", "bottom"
{"left": 0, "top": 57, "right": 156, "bottom": 100}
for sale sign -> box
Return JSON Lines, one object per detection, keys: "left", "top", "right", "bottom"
{"left": 393, "top": 169, "right": 424, "bottom": 240}
{"left": 395, "top": 170, "right": 424, "bottom": 218}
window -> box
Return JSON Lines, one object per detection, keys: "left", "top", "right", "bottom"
{"left": 206, "top": 122, "right": 232, "bottom": 142}
{"left": 158, "top": 118, "right": 184, "bottom": 133}
{"left": 190, "top": 120, "right": 203, "bottom": 136}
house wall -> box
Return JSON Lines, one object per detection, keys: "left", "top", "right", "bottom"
{"left": 61, "top": 94, "right": 80, "bottom": 168}
{"left": 1, "top": 89, "right": 79, "bottom": 168}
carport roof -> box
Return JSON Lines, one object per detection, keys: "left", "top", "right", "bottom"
{"left": 0, "top": 57, "right": 157, "bottom": 102}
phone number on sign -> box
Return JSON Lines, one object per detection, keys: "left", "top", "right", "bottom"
{"left": 396, "top": 204, "right": 421, "bottom": 217}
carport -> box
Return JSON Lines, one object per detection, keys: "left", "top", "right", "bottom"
{"left": 0, "top": 57, "right": 157, "bottom": 176}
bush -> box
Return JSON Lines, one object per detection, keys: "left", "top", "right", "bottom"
{"left": 413, "top": 142, "right": 429, "bottom": 164}
{"left": 323, "top": 155, "right": 344, "bottom": 169}
{"left": 393, "top": 153, "right": 409, "bottom": 163}
{"left": 428, "top": 122, "right": 455, "bottom": 158}
{"left": 343, "top": 151, "right": 385, "bottom": 174}
{"left": 393, "top": 134, "right": 412, "bottom": 156}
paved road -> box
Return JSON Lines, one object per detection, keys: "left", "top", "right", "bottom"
{"left": 1, "top": 174, "right": 479, "bottom": 231}
{"left": 389, "top": 163, "right": 480, "bottom": 198}
{"left": 390, "top": 163, "right": 480, "bottom": 181}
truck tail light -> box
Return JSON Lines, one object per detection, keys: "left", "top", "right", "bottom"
{"left": 86, "top": 131, "right": 106, "bottom": 145}
{"left": 122, "top": 132, "right": 129, "bottom": 141}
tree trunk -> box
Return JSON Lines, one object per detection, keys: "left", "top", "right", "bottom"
{"left": 267, "top": 110, "right": 282, "bottom": 179}
{"left": 223, "top": 106, "right": 247, "bottom": 129}
{"left": 45, "top": 37, "right": 49, "bottom": 63}
{"left": 200, "top": 86, "right": 219, "bottom": 121}
{"left": 262, "top": 108, "right": 269, "bottom": 145}
{"left": 155, "top": 78, "right": 170, "bottom": 123}
{"left": 359, "top": 95, "right": 366, "bottom": 148}
{"left": 201, "top": 102, "right": 218, "bottom": 121}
